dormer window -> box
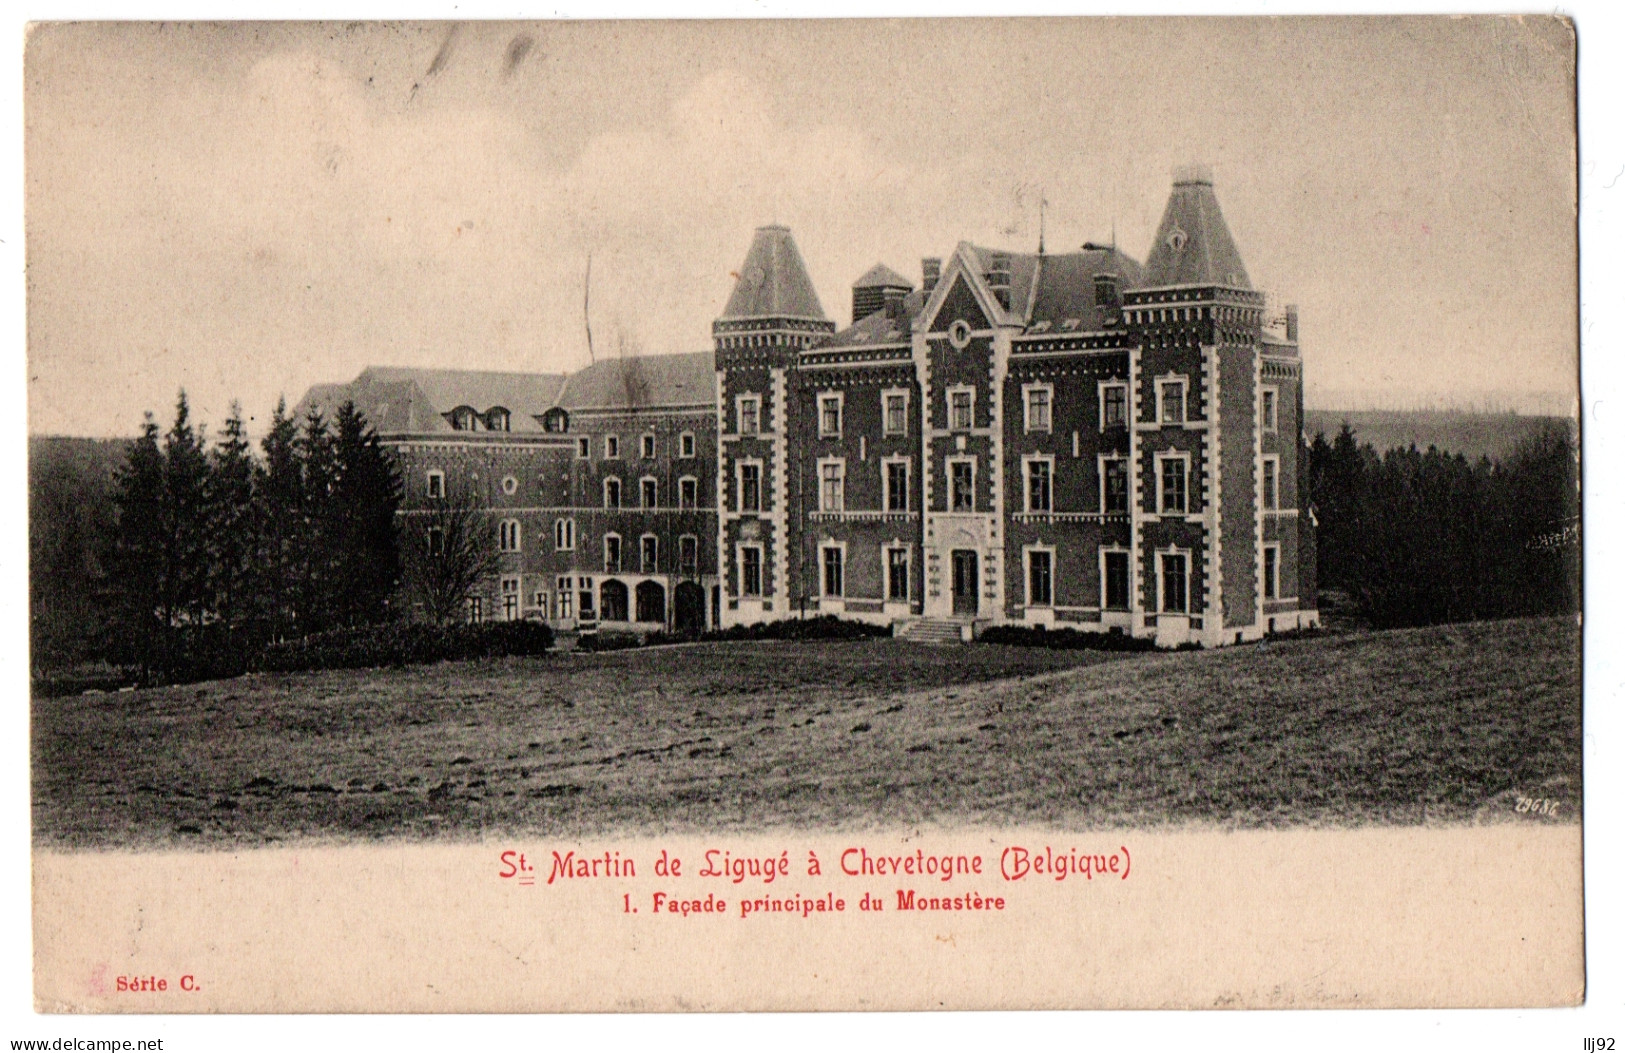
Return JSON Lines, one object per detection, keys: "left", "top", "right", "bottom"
{"left": 542, "top": 407, "right": 570, "bottom": 433}
{"left": 487, "top": 407, "right": 511, "bottom": 432}
{"left": 450, "top": 407, "right": 478, "bottom": 431}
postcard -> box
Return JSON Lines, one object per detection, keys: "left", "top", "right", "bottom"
{"left": 25, "top": 16, "right": 1582, "bottom": 1013}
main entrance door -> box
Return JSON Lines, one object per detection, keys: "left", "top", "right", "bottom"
{"left": 951, "top": 550, "right": 979, "bottom": 616}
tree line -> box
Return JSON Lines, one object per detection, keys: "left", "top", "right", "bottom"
{"left": 1307, "top": 421, "right": 1579, "bottom": 629}
{"left": 99, "top": 392, "right": 404, "bottom": 683}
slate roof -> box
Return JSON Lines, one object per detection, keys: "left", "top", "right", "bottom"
{"left": 719, "top": 225, "right": 829, "bottom": 321}
{"left": 1142, "top": 166, "right": 1252, "bottom": 290}
{"left": 852, "top": 262, "right": 913, "bottom": 290}
{"left": 556, "top": 351, "right": 717, "bottom": 411}
{"left": 296, "top": 353, "right": 717, "bottom": 436}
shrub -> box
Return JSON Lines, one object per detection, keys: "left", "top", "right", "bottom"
{"left": 977, "top": 624, "right": 1155, "bottom": 652}
{"left": 258, "top": 620, "right": 553, "bottom": 673}
{"left": 575, "top": 629, "right": 644, "bottom": 652}
{"left": 702, "top": 615, "right": 892, "bottom": 643}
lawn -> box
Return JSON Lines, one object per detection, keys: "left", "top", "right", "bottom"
{"left": 31, "top": 617, "right": 1581, "bottom": 847}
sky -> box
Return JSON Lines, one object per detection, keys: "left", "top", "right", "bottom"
{"left": 24, "top": 17, "right": 1577, "bottom": 437}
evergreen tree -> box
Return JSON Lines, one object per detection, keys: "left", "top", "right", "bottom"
{"left": 107, "top": 414, "right": 167, "bottom": 680}
{"left": 296, "top": 407, "right": 338, "bottom": 632}
{"left": 257, "top": 398, "right": 304, "bottom": 641}
{"left": 208, "top": 402, "right": 260, "bottom": 642}
{"left": 329, "top": 401, "right": 403, "bottom": 626}
{"left": 161, "top": 392, "right": 212, "bottom": 667}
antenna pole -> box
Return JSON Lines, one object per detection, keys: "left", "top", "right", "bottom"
{"left": 583, "top": 253, "right": 596, "bottom": 365}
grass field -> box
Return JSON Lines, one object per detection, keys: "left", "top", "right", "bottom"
{"left": 31, "top": 617, "right": 1580, "bottom": 848}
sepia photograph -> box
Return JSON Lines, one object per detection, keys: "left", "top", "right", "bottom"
{"left": 17, "top": 11, "right": 1596, "bottom": 1024}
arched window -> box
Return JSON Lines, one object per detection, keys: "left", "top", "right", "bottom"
{"left": 604, "top": 477, "right": 621, "bottom": 509}
{"left": 486, "top": 407, "right": 511, "bottom": 432}
{"left": 554, "top": 518, "right": 576, "bottom": 552}
{"left": 499, "top": 519, "right": 521, "bottom": 552}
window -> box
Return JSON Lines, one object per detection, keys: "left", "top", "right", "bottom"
{"left": 426, "top": 470, "right": 445, "bottom": 499}
{"left": 1025, "top": 457, "right": 1052, "bottom": 513}
{"left": 1262, "top": 456, "right": 1280, "bottom": 511}
{"left": 640, "top": 535, "right": 658, "bottom": 574}
{"left": 818, "top": 393, "right": 843, "bottom": 438}
{"left": 501, "top": 576, "right": 521, "bottom": 621}
{"left": 554, "top": 518, "right": 576, "bottom": 552}
{"left": 822, "top": 546, "right": 844, "bottom": 598}
{"left": 1101, "top": 383, "right": 1128, "bottom": 429}
{"left": 1102, "top": 457, "right": 1129, "bottom": 514}
{"left": 740, "top": 545, "right": 763, "bottom": 597}
{"left": 886, "top": 547, "right": 910, "bottom": 602}
{"left": 426, "top": 526, "right": 445, "bottom": 558}
{"left": 578, "top": 578, "right": 595, "bottom": 619}
{"left": 820, "top": 460, "right": 845, "bottom": 513}
{"left": 1103, "top": 551, "right": 1130, "bottom": 610}
{"left": 499, "top": 519, "right": 521, "bottom": 552}
{"left": 605, "top": 435, "right": 620, "bottom": 459}
{"left": 679, "top": 476, "right": 698, "bottom": 509}
{"left": 1025, "top": 384, "right": 1052, "bottom": 433}
{"left": 680, "top": 432, "right": 696, "bottom": 459}
{"left": 1027, "top": 549, "right": 1053, "bottom": 607}
{"left": 1159, "top": 552, "right": 1188, "bottom": 614}
{"left": 640, "top": 477, "right": 658, "bottom": 509}
{"left": 948, "top": 318, "right": 973, "bottom": 349}
{"left": 604, "top": 534, "right": 622, "bottom": 574}
{"left": 1158, "top": 379, "right": 1187, "bottom": 425}
{"left": 577, "top": 437, "right": 591, "bottom": 459}
{"left": 950, "top": 459, "right": 975, "bottom": 512}
{"left": 501, "top": 475, "right": 518, "bottom": 496}
{"left": 604, "top": 477, "right": 621, "bottom": 509}
{"left": 738, "top": 396, "right": 761, "bottom": 435}
{"left": 680, "top": 535, "right": 699, "bottom": 577}
{"left": 885, "top": 460, "right": 910, "bottom": 513}
{"left": 949, "top": 388, "right": 974, "bottom": 431}
{"left": 465, "top": 595, "right": 483, "bottom": 623}
{"left": 641, "top": 433, "right": 656, "bottom": 459}
{"left": 884, "top": 392, "right": 909, "bottom": 436}
{"left": 1158, "top": 455, "right": 1188, "bottom": 515}
{"left": 1261, "top": 387, "right": 1279, "bottom": 434}
{"left": 452, "top": 408, "right": 477, "bottom": 432}
{"left": 489, "top": 409, "right": 511, "bottom": 433}
{"left": 738, "top": 462, "right": 761, "bottom": 513}
{"left": 556, "top": 577, "right": 574, "bottom": 620}
{"left": 1263, "top": 544, "right": 1280, "bottom": 600}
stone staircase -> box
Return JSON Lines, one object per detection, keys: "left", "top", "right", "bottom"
{"left": 897, "top": 618, "right": 970, "bottom": 645}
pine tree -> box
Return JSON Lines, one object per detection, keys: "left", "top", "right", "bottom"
{"left": 162, "top": 392, "right": 212, "bottom": 670}
{"left": 296, "top": 407, "right": 338, "bottom": 633}
{"left": 257, "top": 398, "right": 304, "bottom": 641}
{"left": 329, "top": 401, "right": 403, "bottom": 626}
{"left": 108, "top": 414, "right": 167, "bottom": 680}
{"left": 208, "top": 402, "right": 260, "bottom": 644}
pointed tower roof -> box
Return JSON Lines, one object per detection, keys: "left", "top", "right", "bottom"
{"left": 719, "top": 225, "right": 829, "bottom": 321}
{"left": 1142, "top": 165, "right": 1252, "bottom": 290}
{"left": 852, "top": 262, "right": 913, "bottom": 290}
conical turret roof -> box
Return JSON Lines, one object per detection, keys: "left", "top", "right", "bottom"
{"left": 719, "top": 225, "right": 829, "bottom": 321}
{"left": 1142, "top": 165, "right": 1252, "bottom": 290}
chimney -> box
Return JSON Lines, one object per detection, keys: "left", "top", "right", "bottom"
{"left": 883, "top": 286, "right": 908, "bottom": 320}
{"left": 1094, "top": 272, "right": 1120, "bottom": 308}
{"left": 987, "top": 253, "right": 1011, "bottom": 310}
{"left": 1285, "top": 304, "right": 1299, "bottom": 343}
{"left": 922, "top": 257, "right": 941, "bottom": 295}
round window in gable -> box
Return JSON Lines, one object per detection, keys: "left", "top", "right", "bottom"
{"left": 948, "top": 319, "right": 973, "bottom": 349}
{"left": 1167, "top": 226, "right": 1188, "bottom": 253}
{"left": 501, "top": 475, "right": 519, "bottom": 496}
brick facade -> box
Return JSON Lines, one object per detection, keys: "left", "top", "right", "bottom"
{"left": 299, "top": 171, "right": 1317, "bottom": 646}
